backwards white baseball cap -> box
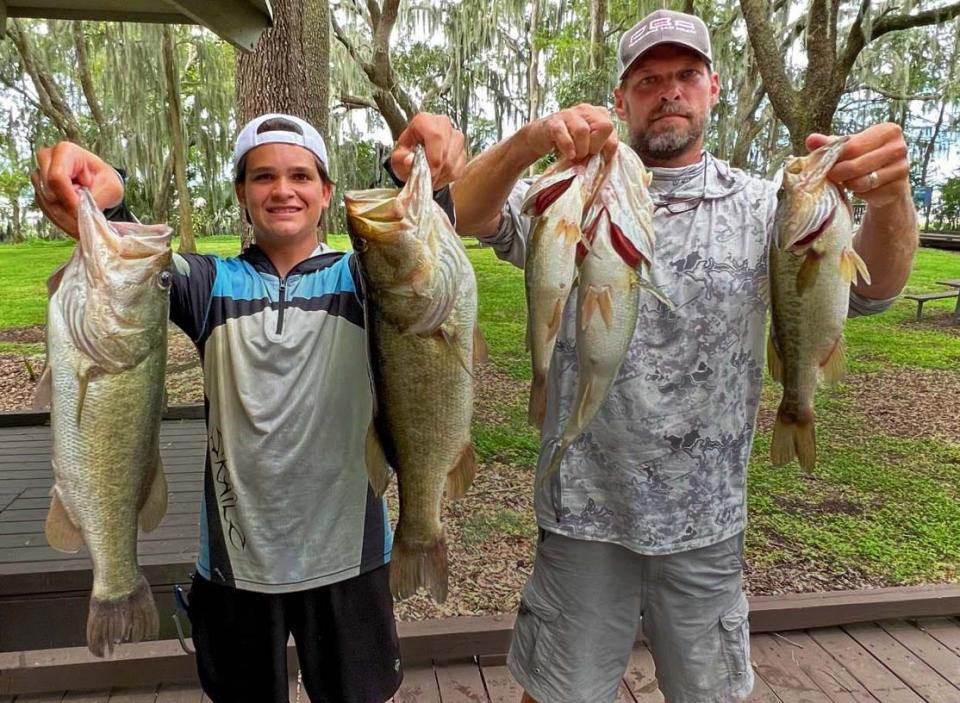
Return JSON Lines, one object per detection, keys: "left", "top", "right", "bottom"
{"left": 233, "top": 113, "right": 330, "bottom": 180}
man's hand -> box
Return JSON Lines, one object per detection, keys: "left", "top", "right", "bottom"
{"left": 519, "top": 104, "right": 618, "bottom": 164}
{"left": 32, "top": 142, "right": 124, "bottom": 239}
{"left": 390, "top": 113, "right": 467, "bottom": 190}
{"left": 806, "top": 123, "right": 910, "bottom": 210}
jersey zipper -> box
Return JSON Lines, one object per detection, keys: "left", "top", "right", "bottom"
{"left": 276, "top": 277, "right": 287, "bottom": 334}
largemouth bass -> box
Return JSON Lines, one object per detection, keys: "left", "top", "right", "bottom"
{"left": 521, "top": 156, "right": 603, "bottom": 428}
{"left": 543, "top": 144, "right": 665, "bottom": 478}
{"left": 768, "top": 137, "right": 870, "bottom": 471}
{"left": 344, "top": 147, "right": 480, "bottom": 603}
{"left": 36, "top": 189, "right": 172, "bottom": 657}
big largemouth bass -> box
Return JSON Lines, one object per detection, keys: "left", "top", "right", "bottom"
{"left": 543, "top": 144, "right": 666, "bottom": 478}
{"left": 768, "top": 137, "right": 870, "bottom": 471}
{"left": 521, "top": 156, "right": 603, "bottom": 429}
{"left": 344, "top": 147, "right": 480, "bottom": 603}
{"left": 36, "top": 189, "right": 172, "bottom": 657}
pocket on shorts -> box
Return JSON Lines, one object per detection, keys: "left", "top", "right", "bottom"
{"left": 719, "top": 593, "right": 752, "bottom": 689}
{"left": 514, "top": 582, "right": 562, "bottom": 677}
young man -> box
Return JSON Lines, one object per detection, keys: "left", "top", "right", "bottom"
{"left": 452, "top": 10, "right": 917, "bottom": 703}
{"left": 32, "top": 111, "right": 466, "bottom": 703}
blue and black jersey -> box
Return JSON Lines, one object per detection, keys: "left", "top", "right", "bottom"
{"left": 169, "top": 244, "right": 388, "bottom": 593}
{"left": 110, "top": 185, "right": 454, "bottom": 593}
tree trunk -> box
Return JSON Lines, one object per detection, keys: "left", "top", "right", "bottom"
{"left": 11, "top": 198, "right": 22, "bottom": 243}
{"left": 163, "top": 26, "right": 196, "bottom": 254}
{"left": 152, "top": 152, "right": 176, "bottom": 225}
{"left": 72, "top": 21, "right": 107, "bottom": 150}
{"left": 919, "top": 24, "right": 959, "bottom": 228}
{"left": 740, "top": 0, "right": 960, "bottom": 155}
{"left": 236, "top": 0, "right": 330, "bottom": 249}
{"left": 588, "top": 0, "right": 606, "bottom": 71}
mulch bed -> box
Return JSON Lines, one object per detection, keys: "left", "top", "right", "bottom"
{"left": 1, "top": 324, "right": 956, "bottom": 616}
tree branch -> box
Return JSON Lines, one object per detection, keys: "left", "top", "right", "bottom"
{"left": 339, "top": 93, "right": 378, "bottom": 110}
{"left": 854, "top": 83, "right": 940, "bottom": 101}
{"left": 873, "top": 1, "right": 960, "bottom": 37}
{"left": 72, "top": 21, "right": 107, "bottom": 143}
{"left": 8, "top": 20, "right": 82, "bottom": 142}
{"left": 740, "top": 0, "right": 798, "bottom": 126}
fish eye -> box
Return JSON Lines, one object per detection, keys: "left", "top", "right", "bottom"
{"left": 158, "top": 270, "right": 173, "bottom": 289}
{"left": 353, "top": 237, "right": 368, "bottom": 253}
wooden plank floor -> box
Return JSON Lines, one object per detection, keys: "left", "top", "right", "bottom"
{"left": 0, "top": 420, "right": 206, "bottom": 583}
{"left": 5, "top": 618, "right": 960, "bottom": 702}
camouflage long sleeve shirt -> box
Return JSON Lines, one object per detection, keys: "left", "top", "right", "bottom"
{"left": 479, "top": 152, "right": 895, "bottom": 555}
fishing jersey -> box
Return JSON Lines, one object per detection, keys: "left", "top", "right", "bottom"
{"left": 480, "top": 152, "right": 897, "bottom": 556}
{"left": 107, "top": 189, "right": 454, "bottom": 593}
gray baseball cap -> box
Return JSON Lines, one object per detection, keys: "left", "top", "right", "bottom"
{"left": 617, "top": 10, "right": 713, "bottom": 81}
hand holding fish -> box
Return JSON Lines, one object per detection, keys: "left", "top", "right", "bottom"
{"left": 520, "top": 103, "right": 619, "bottom": 163}
{"left": 806, "top": 123, "right": 910, "bottom": 209}
{"left": 390, "top": 113, "right": 467, "bottom": 190}
{"left": 32, "top": 142, "right": 124, "bottom": 239}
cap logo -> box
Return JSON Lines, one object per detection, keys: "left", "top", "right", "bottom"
{"left": 628, "top": 18, "right": 698, "bottom": 47}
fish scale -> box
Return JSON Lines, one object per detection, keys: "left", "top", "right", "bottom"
{"left": 768, "top": 137, "right": 870, "bottom": 472}
{"left": 345, "top": 147, "right": 480, "bottom": 604}
{"left": 39, "top": 189, "right": 172, "bottom": 657}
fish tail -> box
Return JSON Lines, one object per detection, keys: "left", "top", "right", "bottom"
{"left": 86, "top": 575, "right": 158, "bottom": 658}
{"left": 390, "top": 529, "right": 449, "bottom": 604}
{"left": 528, "top": 372, "right": 547, "bottom": 429}
{"left": 537, "top": 437, "right": 569, "bottom": 490}
{"left": 771, "top": 406, "right": 817, "bottom": 472}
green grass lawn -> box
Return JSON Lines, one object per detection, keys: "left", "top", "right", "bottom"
{"left": 2, "top": 237, "right": 959, "bottom": 587}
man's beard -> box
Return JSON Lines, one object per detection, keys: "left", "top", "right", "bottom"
{"left": 629, "top": 105, "right": 708, "bottom": 162}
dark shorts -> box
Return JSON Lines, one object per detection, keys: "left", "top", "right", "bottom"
{"left": 187, "top": 565, "right": 402, "bottom": 703}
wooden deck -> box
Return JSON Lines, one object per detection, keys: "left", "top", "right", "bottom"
{"left": 3, "top": 617, "right": 960, "bottom": 701}
{"left": 0, "top": 416, "right": 206, "bottom": 651}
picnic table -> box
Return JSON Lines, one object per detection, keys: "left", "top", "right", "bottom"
{"left": 936, "top": 279, "right": 960, "bottom": 322}
{"left": 902, "top": 279, "right": 960, "bottom": 321}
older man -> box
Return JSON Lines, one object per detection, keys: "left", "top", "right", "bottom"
{"left": 453, "top": 9, "right": 917, "bottom": 703}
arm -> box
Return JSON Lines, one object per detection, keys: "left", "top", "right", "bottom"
{"left": 807, "top": 124, "right": 918, "bottom": 300}
{"left": 452, "top": 104, "right": 618, "bottom": 238}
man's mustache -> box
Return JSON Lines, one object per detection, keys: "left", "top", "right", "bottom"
{"left": 651, "top": 103, "right": 691, "bottom": 120}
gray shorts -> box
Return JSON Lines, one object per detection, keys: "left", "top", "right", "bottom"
{"left": 507, "top": 530, "right": 753, "bottom": 703}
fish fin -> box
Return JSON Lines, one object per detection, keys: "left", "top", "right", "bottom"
{"left": 574, "top": 377, "right": 594, "bottom": 429}
{"left": 473, "top": 325, "right": 489, "bottom": 367}
{"left": 138, "top": 455, "right": 168, "bottom": 533}
{"left": 845, "top": 248, "right": 872, "bottom": 286}
{"left": 45, "top": 488, "right": 84, "bottom": 553}
{"left": 365, "top": 422, "right": 392, "bottom": 496}
{"left": 767, "top": 335, "right": 784, "bottom": 383}
{"left": 86, "top": 575, "right": 159, "bottom": 658}
{"left": 32, "top": 365, "right": 52, "bottom": 410}
{"left": 46, "top": 260, "right": 69, "bottom": 296}
{"left": 771, "top": 407, "right": 816, "bottom": 472}
{"left": 796, "top": 253, "right": 822, "bottom": 295}
{"left": 438, "top": 328, "right": 474, "bottom": 376}
{"left": 528, "top": 373, "right": 547, "bottom": 429}
{"left": 559, "top": 220, "right": 582, "bottom": 246}
{"left": 839, "top": 249, "right": 857, "bottom": 284}
{"left": 637, "top": 277, "right": 674, "bottom": 309}
{"left": 547, "top": 298, "right": 564, "bottom": 339}
{"left": 820, "top": 337, "right": 846, "bottom": 384}
{"left": 390, "top": 528, "right": 448, "bottom": 603}
{"left": 445, "top": 442, "right": 477, "bottom": 500}
{"left": 598, "top": 287, "right": 614, "bottom": 329}
{"left": 581, "top": 285, "right": 602, "bottom": 330}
